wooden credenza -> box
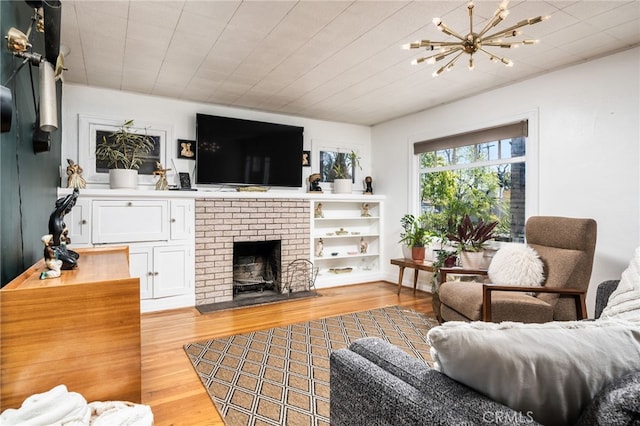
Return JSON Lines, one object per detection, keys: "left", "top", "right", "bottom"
{"left": 0, "top": 246, "right": 141, "bottom": 410}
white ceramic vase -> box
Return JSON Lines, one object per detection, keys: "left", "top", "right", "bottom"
{"left": 109, "top": 169, "right": 138, "bottom": 189}
{"left": 460, "top": 251, "right": 485, "bottom": 269}
{"left": 333, "top": 179, "right": 352, "bottom": 194}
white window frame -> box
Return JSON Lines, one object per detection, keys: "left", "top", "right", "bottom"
{"left": 408, "top": 111, "right": 539, "bottom": 225}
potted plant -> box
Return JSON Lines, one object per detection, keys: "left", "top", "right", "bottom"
{"left": 332, "top": 150, "right": 361, "bottom": 194}
{"left": 95, "top": 119, "right": 155, "bottom": 189}
{"left": 447, "top": 214, "right": 498, "bottom": 269}
{"left": 399, "top": 213, "right": 433, "bottom": 262}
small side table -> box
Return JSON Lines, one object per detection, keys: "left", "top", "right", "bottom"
{"left": 390, "top": 258, "right": 434, "bottom": 295}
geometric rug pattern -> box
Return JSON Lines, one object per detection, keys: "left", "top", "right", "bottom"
{"left": 184, "top": 306, "right": 438, "bottom": 426}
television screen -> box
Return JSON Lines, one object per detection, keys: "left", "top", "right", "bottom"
{"left": 196, "top": 114, "right": 303, "bottom": 187}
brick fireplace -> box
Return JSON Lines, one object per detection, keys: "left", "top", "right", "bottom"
{"left": 194, "top": 198, "right": 310, "bottom": 306}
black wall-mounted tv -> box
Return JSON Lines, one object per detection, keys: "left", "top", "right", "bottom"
{"left": 196, "top": 113, "right": 304, "bottom": 188}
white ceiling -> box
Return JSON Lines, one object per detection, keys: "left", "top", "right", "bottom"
{"left": 60, "top": 1, "right": 640, "bottom": 126}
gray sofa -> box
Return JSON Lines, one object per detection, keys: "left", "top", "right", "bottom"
{"left": 330, "top": 280, "right": 640, "bottom": 425}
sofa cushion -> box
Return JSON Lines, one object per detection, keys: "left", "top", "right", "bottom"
{"left": 576, "top": 371, "right": 640, "bottom": 425}
{"left": 426, "top": 320, "right": 640, "bottom": 426}
{"left": 488, "top": 244, "right": 544, "bottom": 291}
{"left": 601, "top": 247, "right": 640, "bottom": 322}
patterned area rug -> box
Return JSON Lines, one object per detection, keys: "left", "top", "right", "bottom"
{"left": 184, "top": 306, "right": 438, "bottom": 426}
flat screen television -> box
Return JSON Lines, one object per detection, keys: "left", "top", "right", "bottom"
{"left": 196, "top": 113, "right": 304, "bottom": 188}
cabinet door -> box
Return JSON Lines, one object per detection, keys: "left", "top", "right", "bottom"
{"left": 66, "top": 198, "right": 91, "bottom": 246}
{"left": 128, "top": 246, "right": 153, "bottom": 300}
{"left": 170, "top": 199, "right": 194, "bottom": 240}
{"left": 92, "top": 200, "right": 169, "bottom": 244}
{"left": 153, "top": 245, "right": 192, "bottom": 298}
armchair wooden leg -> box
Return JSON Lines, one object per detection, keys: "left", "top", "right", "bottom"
{"left": 576, "top": 293, "right": 588, "bottom": 319}
{"left": 482, "top": 287, "right": 492, "bottom": 322}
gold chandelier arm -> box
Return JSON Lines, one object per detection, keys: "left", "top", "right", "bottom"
{"left": 433, "top": 51, "right": 465, "bottom": 77}
{"left": 476, "top": 1, "right": 510, "bottom": 38}
{"left": 482, "top": 16, "right": 547, "bottom": 42}
{"left": 479, "top": 47, "right": 513, "bottom": 66}
{"left": 433, "top": 18, "right": 467, "bottom": 42}
{"left": 468, "top": 1, "right": 474, "bottom": 36}
{"left": 413, "top": 46, "right": 462, "bottom": 65}
{"left": 482, "top": 42, "right": 517, "bottom": 48}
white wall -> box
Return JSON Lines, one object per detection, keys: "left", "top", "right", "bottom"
{"left": 373, "top": 47, "right": 640, "bottom": 316}
{"left": 61, "top": 84, "right": 372, "bottom": 191}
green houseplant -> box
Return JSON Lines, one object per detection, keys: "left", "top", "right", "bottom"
{"left": 95, "top": 119, "right": 155, "bottom": 189}
{"left": 447, "top": 214, "right": 498, "bottom": 268}
{"left": 333, "top": 150, "right": 361, "bottom": 194}
{"left": 399, "top": 213, "right": 433, "bottom": 262}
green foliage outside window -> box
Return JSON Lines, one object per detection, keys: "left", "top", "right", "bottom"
{"left": 419, "top": 142, "right": 522, "bottom": 242}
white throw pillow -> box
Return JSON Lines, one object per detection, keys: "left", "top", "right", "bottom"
{"left": 601, "top": 247, "right": 640, "bottom": 322}
{"left": 427, "top": 320, "right": 640, "bottom": 426}
{"left": 488, "top": 244, "right": 544, "bottom": 290}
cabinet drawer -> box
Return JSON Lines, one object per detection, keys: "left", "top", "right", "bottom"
{"left": 92, "top": 200, "right": 169, "bottom": 243}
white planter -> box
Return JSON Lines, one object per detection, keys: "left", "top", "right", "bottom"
{"left": 460, "top": 251, "right": 484, "bottom": 269}
{"left": 402, "top": 244, "right": 412, "bottom": 260}
{"left": 109, "top": 169, "right": 138, "bottom": 189}
{"left": 333, "top": 179, "right": 352, "bottom": 194}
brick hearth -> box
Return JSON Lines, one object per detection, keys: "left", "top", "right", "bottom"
{"left": 194, "top": 198, "right": 310, "bottom": 305}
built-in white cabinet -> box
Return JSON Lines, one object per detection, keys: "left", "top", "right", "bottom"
{"left": 311, "top": 197, "right": 384, "bottom": 286}
{"left": 92, "top": 200, "right": 170, "bottom": 244}
{"left": 61, "top": 192, "right": 195, "bottom": 312}
{"left": 129, "top": 243, "right": 194, "bottom": 312}
{"left": 64, "top": 198, "right": 91, "bottom": 246}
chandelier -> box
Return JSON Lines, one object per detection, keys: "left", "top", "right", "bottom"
{"left": 403, "top": 0, "right": 548, "bottom": 76}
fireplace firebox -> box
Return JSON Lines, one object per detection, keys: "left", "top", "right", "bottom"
{"left": 232, "top": 240, "right": 281, "bottom": 298}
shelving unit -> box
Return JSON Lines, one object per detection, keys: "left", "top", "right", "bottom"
{"left": 311, "top": 196, "right": 384, "bottom": 286}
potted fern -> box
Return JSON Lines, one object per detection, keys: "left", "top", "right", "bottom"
{"left": 95, "top": 119, "right": 155, "bottom": 189}
{"left": 332, "top": 150, "right": 361, "bottom": 194}
{"left": 447, "top": 214, "right": 498, "bottom": 269}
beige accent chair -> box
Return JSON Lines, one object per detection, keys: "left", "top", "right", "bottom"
{"left": 438, "top": 216, "right": 597, "bottom": 323}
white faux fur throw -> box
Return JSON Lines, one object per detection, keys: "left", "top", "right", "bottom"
{"left": 0, "top": 385, "right": 153, "bottom": 426}
{"left": 601, "top": 246, "right": 640, "bottom": 322}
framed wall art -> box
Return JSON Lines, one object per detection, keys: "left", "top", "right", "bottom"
{"left": 78, "top": 114, "right": 171, "bottom": 186}
{"left": 177, "top": 139, "right": 196, "bottom": 160}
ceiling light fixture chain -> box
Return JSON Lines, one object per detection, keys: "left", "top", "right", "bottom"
{"left": 403, "top": 0, "right": 548, "bottom": 77}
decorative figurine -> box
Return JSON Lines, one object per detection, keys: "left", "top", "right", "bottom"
{"left": 65, "top": 159, "right": 86, "bottom": 189}
{"left": 360, "top": 237, "right": 368, "bottom": 254}
{"left": 315, "top": 202, "right": 324, "bottom": 218}
{"left": 48, "top": 188, "right": 80, "bottom": 270}
{"left": 361, "top": 203, "right": 371, "bottom": 217}
{"left": 364, "top": 176, "right": 373, "bottom": 194}
{"left": 308, "top": 173, "right": 323, "bottom": 193}
{"left": 40, "top": 234, "right": 63, "bottom": 279}
{"left": 153, "top": 162, "right": 171, "bottom": 190}
{"left": 315, "top": 238, "right": 324, "bottom": 257}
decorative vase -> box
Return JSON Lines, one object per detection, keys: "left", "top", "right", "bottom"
{"left": 460, "top": 251, "right": 484, "bottom": 269}
{"left": 411, "top": 246, "right": 425, "bottom": 263}
{"left": 109, "top": 169, "right": 138, "bottom": 189}
{"left": 333, "top": 179, "right": 352, "bottom": 194}
{"left": 402, "top": 244, "right": 412, "bottom": 260}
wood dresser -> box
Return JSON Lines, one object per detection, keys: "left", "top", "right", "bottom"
{"left": 0, "top": 246, "right": 141, "bottom": 410}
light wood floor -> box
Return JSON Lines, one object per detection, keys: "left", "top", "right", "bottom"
{"left": 141, "top": 281, "right": 434, "bottom": 425}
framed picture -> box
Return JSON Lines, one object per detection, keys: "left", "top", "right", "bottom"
{"left": 178, "top": 139, "right": 196, "bottom": 160}
{"left": 78, "top": 115, "right": 171, "bottom": 185}
{"left": 302, "top": 150, "right": 311, "bottom": 167}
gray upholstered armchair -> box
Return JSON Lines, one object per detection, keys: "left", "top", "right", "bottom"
{"left": 439, "top": 216, "right": 597, "bottom": 323}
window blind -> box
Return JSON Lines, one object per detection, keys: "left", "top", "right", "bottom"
{"left": 414, "top": 120, "right": 528, "bottom": 154}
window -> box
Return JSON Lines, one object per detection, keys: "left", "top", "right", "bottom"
{"left": 415, "top": 121, "right": 528, "bottom": 242}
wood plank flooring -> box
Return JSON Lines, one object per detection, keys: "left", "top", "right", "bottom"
{"left": 141, "top": 281, "right": 434, "bottom": 425}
